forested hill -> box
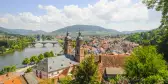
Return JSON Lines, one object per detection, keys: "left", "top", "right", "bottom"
{"left": 0, "top": 27, "right": 46, "bottom": 35}
{"left": 125, "top": 27, "right": 167, "bottom": 45}
{"left": 51, "top": 25, "right": 121, "bottom": 36}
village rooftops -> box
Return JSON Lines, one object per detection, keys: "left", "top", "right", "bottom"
{"left": 34, "top": 55, "right": 78, "bottom": 73}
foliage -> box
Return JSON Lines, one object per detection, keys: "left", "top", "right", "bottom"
{"left": 124, "top": 46, "right": 168, "bottom": 83}
{"left": 158, "top": 33, "right": 168, "bottom": 60}
{"left": 109, "top": 75, "right": 124, "bottom": 84}
{"left": 142, "top": 0, "right": 168, "bottom": 61}
{"left": 22, "top": 58, "right": 30, "bottom": 66}
{"left": 71, "top": 40, "right": 76, "bottom": 48}
{"left": 39, "top": 78, "right": 55, "bottom": 84}
{"left": 74, "top": 54, "right": 100, "bottom": 84}
{"left": 57, "top": 39, "right": 64, "bottom": 47}
{"left": 30, "top": 56, "right": 39, "bottom": 64}
{"left": 125, "top": 27, "right": 167, "bottom": 45}
{"left": 0, "top": 65, "right": 16, "bottom": 75}
{"left": 50, "top": 51, "right": 54, "bottom": 57}
{"left": 38, "top": 54, "right": 44, "bottom": 61}
{"left": 25, "top": 67, "right": 32, "bottom": 73}
{"left": 44, "top": 51, "right": 54, "bottom": 58}
{"left": 142, "top": 0, "right": 168, "bottom": 27}
{"left": 59, "top": 76, "right": 73, "bottom": 84}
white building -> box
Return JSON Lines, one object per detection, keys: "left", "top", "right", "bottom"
{"left": 33, "top": 55, "right": 78, "bottom": 79}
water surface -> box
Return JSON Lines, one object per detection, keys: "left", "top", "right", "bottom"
{"left": 0, "top": 43, "right": 62, "bottom": 69}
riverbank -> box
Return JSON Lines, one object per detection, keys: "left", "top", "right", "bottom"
{"left": 16, "top": 65, "right": 35, "bottom": 73}
{"left": 0, "top": 47, "right": 29, "bottom": 56}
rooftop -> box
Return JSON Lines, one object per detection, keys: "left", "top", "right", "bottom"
{"left": 34, "top": 55, "right": 78, "bottom": 73}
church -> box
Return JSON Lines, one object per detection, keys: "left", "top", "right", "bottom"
{"left": 33, "top": 30, "right": 92, "bottom": 79}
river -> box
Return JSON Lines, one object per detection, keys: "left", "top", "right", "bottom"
{"left": 0, "top": 43, "right": 62, "bottom": 70}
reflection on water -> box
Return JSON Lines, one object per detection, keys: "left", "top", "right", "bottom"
{"left": 0, "top": 43, "right": 62, "bottom": 69}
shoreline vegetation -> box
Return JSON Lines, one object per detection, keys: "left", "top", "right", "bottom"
{"left": 0, "top": 36, "right": 35, "bottom": 56}
{"left": 0, "top": 51, "right": 56, "bottom": 75}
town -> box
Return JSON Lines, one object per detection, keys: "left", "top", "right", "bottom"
{"left": 0, "top": 0, "right": 168, "bottom": 84}
{"left": 0, "top": 30, "right": 139, "bottom": 84}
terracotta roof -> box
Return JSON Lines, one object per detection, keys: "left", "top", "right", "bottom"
{"left": 0, "top": 72, "right": 27, "bottom": 84}
{"left": 101, "top": 54, "right": 128, "bottom": 68}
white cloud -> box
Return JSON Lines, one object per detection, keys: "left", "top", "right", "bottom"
{"left": 0, "top": 18, "right": 8, "bottom": 23}
{"left": 0, "top": 0, "right": 161, "bottom": 32}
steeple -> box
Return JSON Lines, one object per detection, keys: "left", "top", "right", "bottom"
{"left": 75, "top": 28, "right": 84, "bottom": 62}
{"left": 78, "top": 28, "right": 81, "bottom": 36}
{"left": 64, "top": 28, "right": 72, "bottom": 55}
{"left": 77, "top": 28, "right": 83, "bottom": 40}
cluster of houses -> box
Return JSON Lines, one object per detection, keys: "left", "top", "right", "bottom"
{"left": 0, "top": 31, "right": 138, "bottom": 84}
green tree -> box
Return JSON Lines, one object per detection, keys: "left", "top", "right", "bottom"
{"left": 26, "top": 67, "right": 32, "bottom": 73}
{"left": 158, "top": 33, "right": 168, "bottom": 60}
{"left": 10, "top": 65, "right": 16, "bottom": 72}
{"left": 44, "top": 52, "right": 50, "bottom": 58}
{"left": 22, "top": 58, "right": 30, "bottom": 66}
{"left": 142, "top": 0, "right": 168, "bottom": 61}
{"left": 38, "top": 54, "right": 44, "bottom": 61}
{"left": 30, "top": 56, "right": 39, "bottom": 64}
{"left": 124, "top": 46, "right": 168, "bottom": 83}
{"left": 59, "top": 76, "right": 73, "bottom": 84}
{"left": 50, "top": 51, "right": 54, "bottom": 57}
{"left": 74, "top": 54, "right": 100, "bottom": 84}
{"left": 143, "top": 0, "right": 168, "bottom": 27}
{"left": 0, "top": 65, "right": 16, "bottom": 75}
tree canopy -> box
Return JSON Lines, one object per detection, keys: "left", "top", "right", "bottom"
{"left": 38, "top": 54, "right": 44, "bottom": 61}
{"left": 74, "top": 55, "right": 100, "bottom": 84}
{"left": 30, "top": 56, "right": 39, "bottom": 64}
{"left": 0, "top": 65, "right": 16, "bottom": 75}
{"left": 124, "top": 46, "right": 168, "bottom": 83}
{"left": 22, "top": 58, "right": 30, "bottom": 66}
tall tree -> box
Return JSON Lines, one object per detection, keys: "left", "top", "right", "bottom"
{"left": 142, "top": 0, "right": 168, "bottom": 60}
{"left": 74, "top": 55, "right": 100, "bottom": 84}
{"left": 124, "top": 46, "right": 168, "bottom": 83}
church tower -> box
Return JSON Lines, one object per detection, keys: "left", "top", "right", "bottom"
{"left": 75, "top": 30, "right": 85, "bottom": 62}
{"left": 64, "top": 31, "right": 72, "bottom": 55}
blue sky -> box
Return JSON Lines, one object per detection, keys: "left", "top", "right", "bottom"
{"left": 0, "top": 0, "right": 162, "bottom": 32}
{"left": 0, "top": 0, "right": 97, "bottom": 15}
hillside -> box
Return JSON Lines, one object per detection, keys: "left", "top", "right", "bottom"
{"left": 125, "top": 27, "right": 167, "bottom": 45}
{"left": 122, "top": 30, "right": 148, "bottom": 34}
{"left": 51, "top": 25, "right": 121, "bottom": 36}
{"left": 0, "top": 27, "right": 47, "bottom": 35}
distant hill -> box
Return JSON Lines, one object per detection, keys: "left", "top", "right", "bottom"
{"left": 51, "top": 25, "right": 121, "bottom": 36}
{"left": 0, "top": 27, "right": 47, "bottom": 35}
{"left": 122, "top": 30, "right": 149, "bottom": 34}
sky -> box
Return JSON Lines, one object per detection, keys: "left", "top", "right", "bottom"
{"left": 0, "top": 0, "right": 162, "bottom": 32}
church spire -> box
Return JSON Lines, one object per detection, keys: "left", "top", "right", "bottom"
{"left": 66, "top": 27, "right": 69, "bottom": 36}
{"left": 78, "top": 28, "right": 81, "bottom": 36}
